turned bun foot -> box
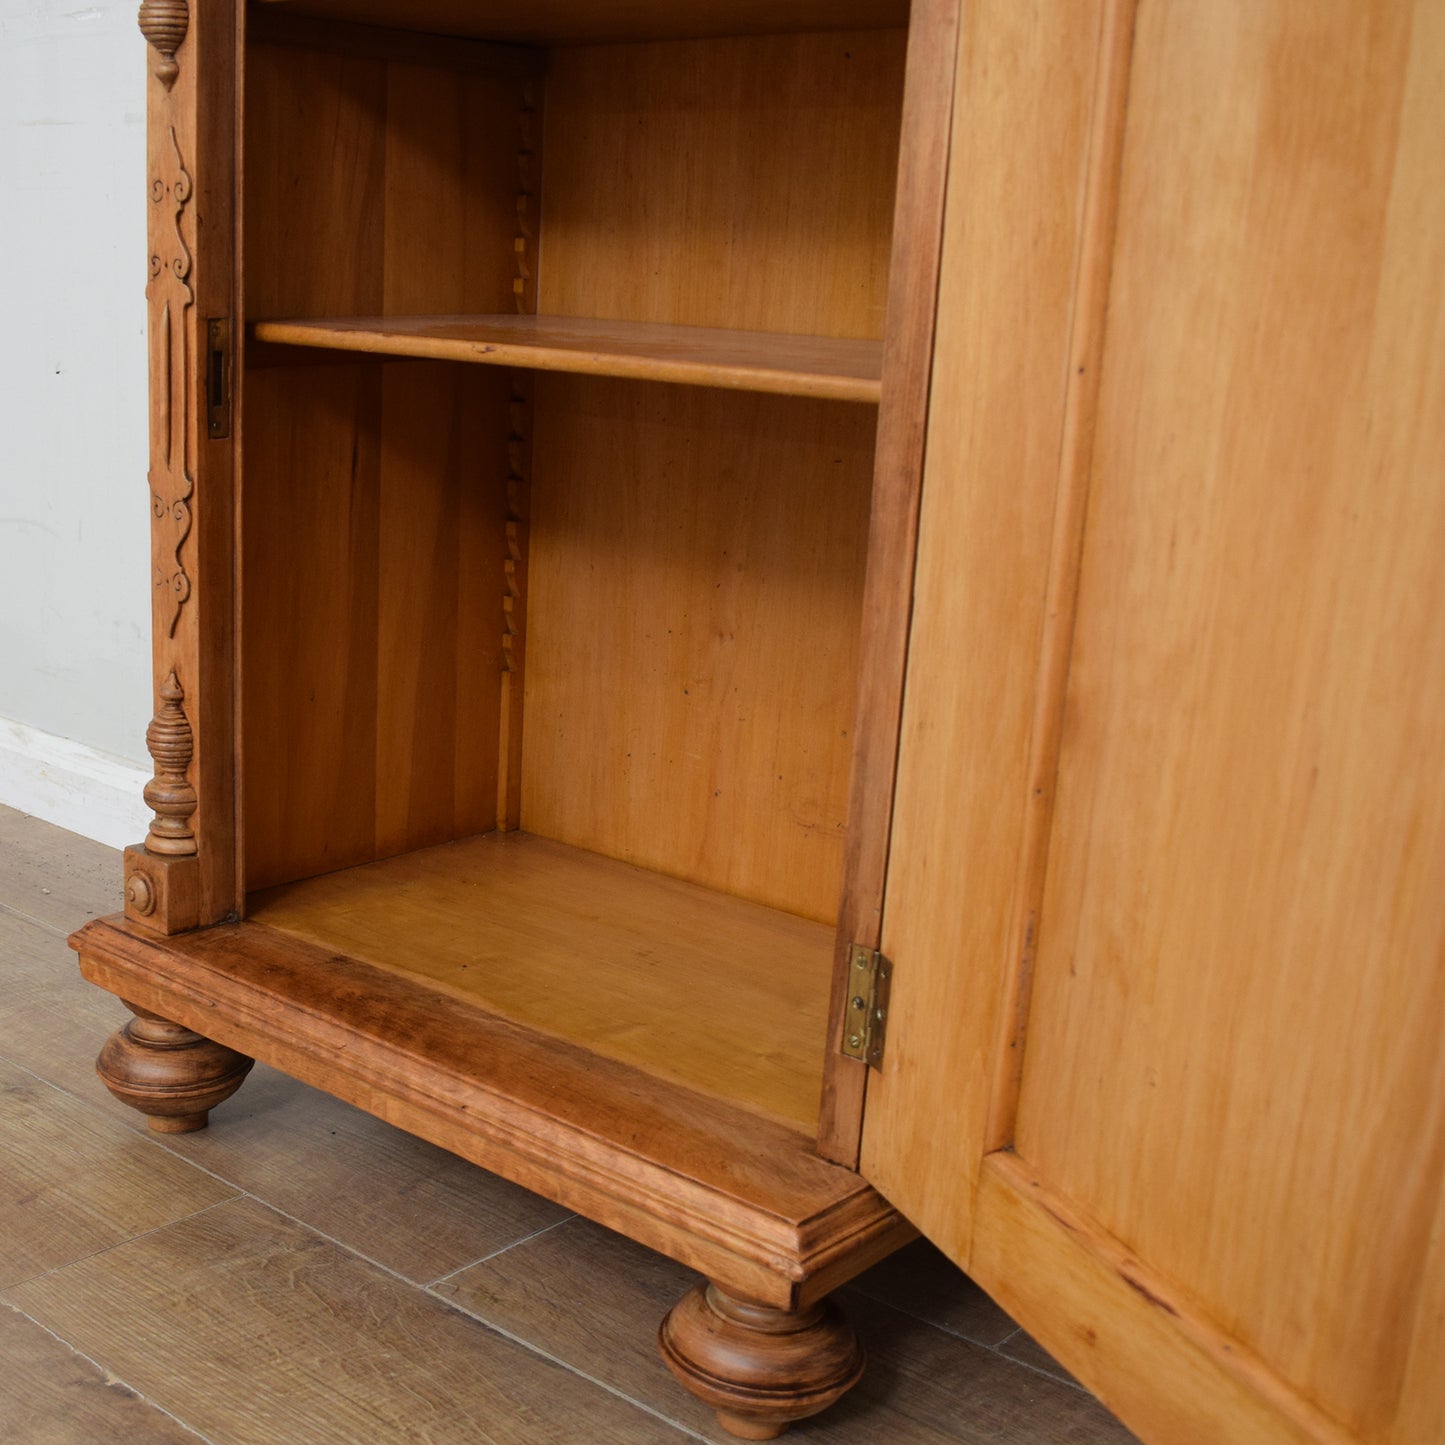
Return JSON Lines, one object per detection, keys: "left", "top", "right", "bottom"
{"left": 658, "top": 1284, "right": 864, "bottom": 1439}
{"left": 97, "top": 1003, "right": 253, "bottom": 1133}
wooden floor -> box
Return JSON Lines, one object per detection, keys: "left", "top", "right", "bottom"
{"left": 0, "top": 804, "right": 1138, "bottom": 1444}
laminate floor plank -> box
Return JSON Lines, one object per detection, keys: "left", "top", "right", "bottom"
{"left": 0, "top": 806, "right": 121, "bottom": 933}
{"left": 154, "top": 1062, "right": 573, "bottom": 1284}
{"left": 4, "top": 905, "right": 575, "bottom": 1283}
{"left": 847, "top": 1237, "right": 1017, "bottom": 1346}
{"left": 9, "top": 1196, "right": 687, "bottom": 1445}
{"left": 0, "top": 1056, "right": 237, "bottom": 1290}
{"left": 0, "top": 911, "right": 131, "bottom": 1106}
{"left": 1000, "top": 1329, "right": 1086, "bottom": 1389}
{"left": 438, "top": 1215, "right": 728, "bottom": 1439}
{"left": 0, "top": 1302, "right": 203, "bottom": 1445}
{"left": 836, "top": 1297, "right": 1139, "bottom": 1444}
{"left": 437, "top": 1216, "right": 1140, "bottom": 1443}
{"left": 0, "top": 911, "right": 580, "bottom": 1305}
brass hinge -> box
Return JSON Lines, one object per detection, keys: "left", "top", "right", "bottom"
{"left": 206, "top": 317, "right": 231, "bottom": 439}
{"left": 840, "top": 944, "right": 891, "bottom": 1068}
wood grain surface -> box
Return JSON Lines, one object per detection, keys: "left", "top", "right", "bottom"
{"left": 0, "top": 1056, "right": 235, "bottom": 1289}
{"left": 857, "top": 0, "right": 1109, "bottom": 1253}
{"left": 253, "top": 0, "right": 909, "bottom": 47}
{"left": 247, "top": 8, "right": 545, "bottom": 72}
{"left": 521, "top": 376, "right": 875, "bottom": 922}
{"left": 9, "top": 1197, "right": 684, "bottom": 1444}
{"left": 241, "top": 27, "right": 526, "bottom": 889}
{"left": 239, "top": 21, "right": 903, "bottom": 919}
{"left": 243, "top": 29, "right": 527, "bottom": 319}
{"left": 441, "top": 1215, "right": 1138, "bottom": 1444}
{"left": 0, "top": 1303, "right": 201, "bottom": 1445}
{"left": 249, "top": 830, "right": 834, "bottom": 1130}
{"left": 845, "top": 1239, "right": 1016, "bottom": 1349}
{"left": 144, "top": 0, "right": 238, "bottom": 925}
{"left": 250, "top": 315, "right": 884, "bottom": 402}
{"left": 11, "top": 806, "right": 1135, "bottom": 1443}
{"left": 819, "top": 0, "right": 962, "bottom": 1164}
{"left": 969, "top": 1157, "right": 1346, "bottom": 1445}
{"left": 0, "top": 912, "right": 132, "bottom": 1106}
{"left": 998, "top": 1332, "right": 1084, "bottom": 1390}
{"left": 0, "top": 807, "right": 119, "bottom": 931}
{"left": 72, "top": 913, "right": 911, "bottom": 1309}
{"left": 1012, "top": 4, "right": 1445, "bottom": 1438}
{"left": 241, "top": 361, "right": 511, "bottom": 889}
{"left": 538, "top": 31, "right": 904, "bottom": 339}
{"left": 152, "top": 1062, "right": 571, "bottom": 1284}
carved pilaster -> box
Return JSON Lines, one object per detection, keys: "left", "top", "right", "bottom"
{"left": 127, "top": 0, "right": 237, "bottom": 926}
{"left": 138, "top": 0, "right": 189, "bottom": 90}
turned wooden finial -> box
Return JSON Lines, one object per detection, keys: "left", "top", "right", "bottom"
{"left": 144, "top": 670, "right": 197, "bottom": 856}
{"left": 138, "top": 0, "right": 189, "bottom": 89}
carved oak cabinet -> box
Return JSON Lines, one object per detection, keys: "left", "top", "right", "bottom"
{"left": 73, "top": 1, "right": 1445, "bottom": 1440}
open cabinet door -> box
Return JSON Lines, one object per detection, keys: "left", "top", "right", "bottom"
{"left": 860, "top": 3, "right": 1445, "bottom": 1442}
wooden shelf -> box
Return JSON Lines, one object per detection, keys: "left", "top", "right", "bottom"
{"left": 248, "top": 315, "right": 883, "bottom": 404}
{"left": 252, "top": 0, "right": 910, "bottom": 46}
{"left": 246, "top": 832, "right": 836, "bottom": 1132}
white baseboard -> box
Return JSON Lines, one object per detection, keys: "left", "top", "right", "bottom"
{"left": 0, "top": 716, "right": 150, "bottom": 850}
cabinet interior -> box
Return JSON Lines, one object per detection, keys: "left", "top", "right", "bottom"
{"left": 238, "top": 1, "right": 910, "bottom": 1132}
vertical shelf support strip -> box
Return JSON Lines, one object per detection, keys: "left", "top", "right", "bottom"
{"left": 498, "top": 76, "right": 541, "bottom": 828}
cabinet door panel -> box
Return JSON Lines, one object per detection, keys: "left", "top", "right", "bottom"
{"left": 866, "top": 3, "right": 1445, "bottom": 1442}
{"left": 1013, "top": 0, "right": 1445, "bottom": 1436}
{"left": 858, "top": 0, "right": 1107, "bottom": 1259}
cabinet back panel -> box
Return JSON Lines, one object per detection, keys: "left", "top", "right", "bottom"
{"left": 520, "top": 376, "right": 875, "bottom": 923}
{"left": 242, "top": 26, "right": 533, "bottom": 890}
{"left": 244, "top": 32, "right": 531, "bottom": 317}
{"left": 537, "top": 30, "right": 906, "bottom": 338}
{"left": 242, "top": 361, "right": 511, "bottom": 890}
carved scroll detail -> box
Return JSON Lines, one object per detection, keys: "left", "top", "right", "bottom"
{"left": 144, "top": 671, "right": 197, "bottom": 857}
{"left": 148, "top": 125, "right": 195, "bottom": 638}
{"left": 138, "top": 0, "right": 189, "bottom": 90}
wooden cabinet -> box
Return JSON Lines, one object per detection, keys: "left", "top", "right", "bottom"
{"left": 72, "top": 1, "right": 1445, "bottom": 1440}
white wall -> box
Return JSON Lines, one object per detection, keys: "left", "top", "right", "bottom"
{"left": 0, "top": 1, "right": 154, "bottom": 837}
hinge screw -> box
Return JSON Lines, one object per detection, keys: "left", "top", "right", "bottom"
{"left": 847, "top": 1033, "right": 862, "bottom": 1049}
{"left": 851, "top": 996, "right": 866, "bottom": 1010}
